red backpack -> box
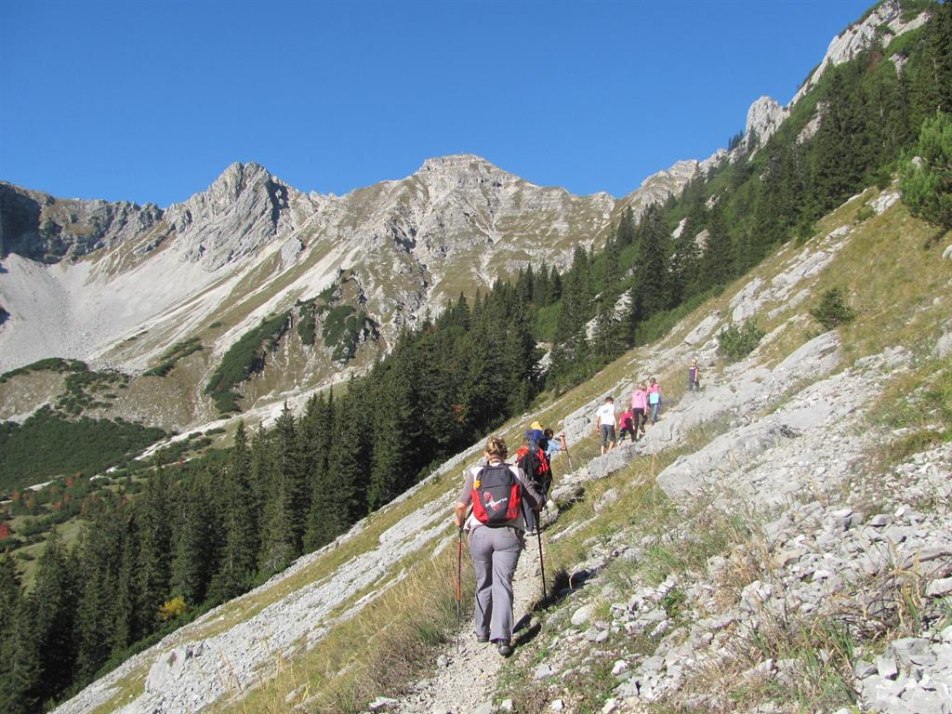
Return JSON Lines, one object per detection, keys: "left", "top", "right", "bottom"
{"left": 471, "top": 464, "right": 522, "bottom": 526}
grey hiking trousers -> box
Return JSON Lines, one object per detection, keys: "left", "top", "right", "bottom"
{"left": 469, "top": 525, "right": 524, "bottom": 643}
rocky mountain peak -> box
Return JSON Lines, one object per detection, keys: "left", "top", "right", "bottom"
{"left": 792, "top": 0, "right": 930, "bottom": 105}
{"left": 165, "top": 162, "right": 301, "bottom": 271}
{"left": 414, "top": 154, "right": 523, "bottom": 193}
{"left": 743, "top": 96, "right": 788, "bottom": 150}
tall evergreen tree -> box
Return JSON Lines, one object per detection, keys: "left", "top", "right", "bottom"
{"left": 631, "top": 204, "right": 671, "bottom": 320}
{"left": 214, "top": 421, "right": 259, "bottom": 598}
{"left": 0, "top": 558, "right": 40, "bottom": 714}
{"left": 74, "top": 492, "right": 126, "bottom": 681}
{"left": 615, "top": 205, "right": 636, "bottom": 247}
{"left": 257, "top": 425, "right": 297, "bottom": 574}
{"left": 701, "top": 202, "right": 735, "bottom": 290}
{"left": 170, "top": 477, "right": 218, "bottom": 608}
{"left": 134, "top": 469, "right": 172, "bottom": 638}
{"left": 30, "top": 528, "right": 78, "bottom": 704}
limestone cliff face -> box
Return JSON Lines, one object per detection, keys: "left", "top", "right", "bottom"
{"left": 0, "top": 182, "right": 164, "bottom": 263}
{"left": 792, "top": 0, "right": 930, "bottom": 106}
{"left": 744, "top": 96, "right": 788, "bottom": 151}
{"left": 0, "top": 156, "right": 622, "bottom": 409}
{"left": 164, "top": 162, "right": 305, "bottom": 270}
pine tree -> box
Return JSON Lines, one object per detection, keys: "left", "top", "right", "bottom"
{"left": 367, "top": 352, "right": 422, "bottom": 510}
{"left": 257, "top": 426, "right": 297, "bottom": 574}
{"left": 900, "top": 110, "right": 952, "bottom": 228}
{"left": 593, "top": 238, "right": 627, "bottom": 361}
{"left": 170, "top": 478, "right": 217, "bottom": 608}
{"left": 632, "top": 204, "right": 671, "bottom": 320}
{"left": 0, "top": 559, "right": 41, "bottom": 714}
{"left": 302, "top": 393, "right": 334, "bottom": 552}
{"left": 214, "top": 421, "right": 259, "bottom": 598}
{"left": 134, "top": 469, "right": 172, "bottom": 638}
{"left": 308, "top": 387, "right": 368, "bottom": 548}
{"left": 74, "top": 492, "right": 126, "bottom": 680}
{"left": 616, "top": 205, "right": 636, "bottom": 247}
{"left": 275, "top": 403, "right": 309, "bottom": 555}
{"left": 30, "top": 527, "right": 78, "bottom": 703}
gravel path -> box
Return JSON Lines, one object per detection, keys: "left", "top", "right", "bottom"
{"left": 392, "top": 529, "right": 547, "bottom": 714}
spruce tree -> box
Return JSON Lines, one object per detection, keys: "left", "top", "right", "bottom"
{"left": 134, "top": 468, "right": 172, "bottom": 639}
{"left": 701, "top": 203, "right": 735, "bottom": 290}
{"left": 74, "top": 492, "right": 126, "bottom": 680}
{"left": 30, "top": 527, "right": 78, "bottom": 703}
{"left": 214, "top": 421, "right": 259, "bottom": 598}
{"left": 632, "top": 204, "right": 671, "bottom": 320}
{"left": 0, "top": 562, "right": 41, "bottom": 714}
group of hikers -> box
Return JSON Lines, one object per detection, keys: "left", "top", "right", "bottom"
{"left": 451, "top": 359, "right": 701, "bottom": 658}
{"left": 596, "top": 376, "right": 663, "bottom": 454}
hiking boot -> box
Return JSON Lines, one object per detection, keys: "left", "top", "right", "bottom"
{"left": 496, "top": 640, "right": 513, "bottom": 657}
{"left": 476, "top": 634, "right": 489, "bottom": 643}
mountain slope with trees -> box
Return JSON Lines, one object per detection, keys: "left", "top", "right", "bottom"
{"left": 1, "top": 1, "right": 950, "bottom": 711}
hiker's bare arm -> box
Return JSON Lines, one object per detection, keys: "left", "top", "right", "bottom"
{"left": 454, "top": 502, "right": 468, "bottom": 528}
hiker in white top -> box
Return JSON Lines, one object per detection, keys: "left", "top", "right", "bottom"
{"left": 594, "top": 396, "right": 617, "bottom": 455}
{"left": 454, "top": 435, "right": 543, "bottom": 657}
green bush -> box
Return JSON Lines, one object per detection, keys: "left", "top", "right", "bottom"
{"left": 0, "top": 357, "right": 87, "bottom": 385}
{"left": 717, "top": 320, "right": 766, "bottom": 361}
{"left": 900, "top": 112, "right": 952, "bottom": 229}
{"left": 810, "top": 288, "right": 857, "bottom": 330}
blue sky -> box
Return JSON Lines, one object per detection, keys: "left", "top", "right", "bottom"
{"left": 2, "top": 0, "right": 874, "bottom": 208}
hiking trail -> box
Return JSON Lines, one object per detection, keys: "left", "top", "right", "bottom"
{"left": 391, "top": 529, "right": 547, "bottom": 713}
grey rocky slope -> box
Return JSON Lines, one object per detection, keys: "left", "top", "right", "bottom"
{"left": 50, "top": 182, "right": 952, "bottom": 713}
{"left": 0, "top": 157, "right": 616, "bottom": 429}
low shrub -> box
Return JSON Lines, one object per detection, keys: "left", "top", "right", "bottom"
{"left": 717, "top": 320, "right": 766, "bottom": 361}
{"left": 810, "top": 288, "right": 857, "bottom": 331}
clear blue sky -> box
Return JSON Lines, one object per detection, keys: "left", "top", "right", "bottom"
{"left": 2, "top": 0, "right": 874, "bottom": 208}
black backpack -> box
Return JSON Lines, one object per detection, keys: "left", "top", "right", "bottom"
{"left": 471, "top": 464, "right": 522, "bottom": 526}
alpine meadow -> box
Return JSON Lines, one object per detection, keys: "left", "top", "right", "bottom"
{"left": 1, "top": 1, "right": 952, "bottom": 713}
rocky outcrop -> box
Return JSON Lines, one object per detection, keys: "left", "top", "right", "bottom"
{"left": 742, "top": 96, "right": 788, "bottom": 151}
{"left": 165, "top": 162, "right": 301, "bottom": 270}
{"left": 792, "top": 0, "right": 930, "bottom": 105}
{"left": 0, "top": 182, "right": 164, "bottom": 263}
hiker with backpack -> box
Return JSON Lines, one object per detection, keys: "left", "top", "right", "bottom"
{"left": 516, "top": 428, "right": 552, "bottom": 533}
{"left": 647, "top": 377, "right": 662, "bottom": 424}
{"left": 453, "top": 435, "right": 543, "bottom": 657}
{"left": 631, "top": 382, "right": 648, "bottom": 439}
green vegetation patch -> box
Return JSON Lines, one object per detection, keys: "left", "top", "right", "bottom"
{"left": 0, "top": 407, "right": 167, "bottom": 493}
{"left": 718, "top": 320, "right": 766, "bottom": 362}
{"left": 143, "top": 337, "right": 204, "bottom": 377}
{"left": 322, "top": 305, "right": 378, "bottom": 362}
{"left": 205, "top": 312, "right": 291, "bottom": 413}
{"left": 295, "top": 298, "right": 318, "bottom": 346}
{"left": 0, "top": 357, "right": 88, "bottom": 385}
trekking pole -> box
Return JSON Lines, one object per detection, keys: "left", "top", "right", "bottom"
{"left": 456, "top": 526, "right": 463, "bottom": 651}
{"left": 522, "top": 500, "right": 548, "bottom": 603}
{"left": 536, "top": 522, "right": 548, "bottom": 602}
{"left": 561, "top": 433, "right": 576, "bottom": 473}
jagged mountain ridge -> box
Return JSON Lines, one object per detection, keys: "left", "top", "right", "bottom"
{"left": 0, "top": 155, "right": 672, "bottom": 428}
{"left": 0, "top": 0, "right": 928, "bottom": 436}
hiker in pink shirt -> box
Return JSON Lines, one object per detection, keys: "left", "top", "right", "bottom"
{"left": 631, "top": 382, "right": 648, "bottom": 439}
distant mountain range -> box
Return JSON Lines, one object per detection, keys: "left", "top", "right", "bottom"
{"left": 0, "top": 0, "right": 924, "bottom": 435}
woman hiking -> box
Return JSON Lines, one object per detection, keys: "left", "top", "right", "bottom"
{"left": 454, "top": 435, "right": 543, "bottom": 657}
